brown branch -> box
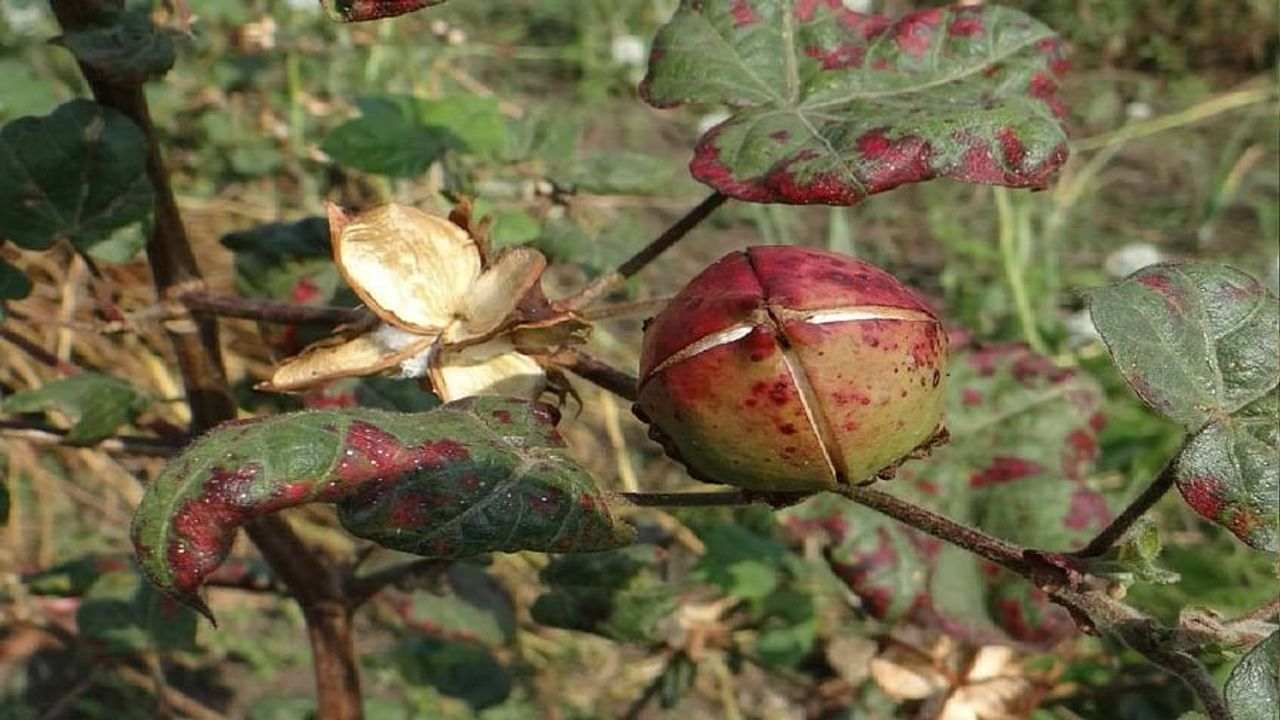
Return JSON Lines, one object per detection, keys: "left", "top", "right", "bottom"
{"left": 0, "top": 420, "right": 183, "bottom": 456}
{"left": 620, "top": 489, "right": 809, "bottom": 508}
{"left": 48, "top": 2, "right": 360, "bottom": 717}
{"left": 1074, "top": 445, "right": 1183, "bottom": 558}
{"left": 0, "top": 326, "right": 80, "bottom": 376}
{"left": 177, "top": 290, "right": 367, "bottom": 326}
{"left": 564, "top": 192, "right": 728, "bottom": 310}
{"left": 114, "top": 664, "right": 226, "bottom": 720}
{"left": 564, "top": 351, "right": 639, "bottom": 402}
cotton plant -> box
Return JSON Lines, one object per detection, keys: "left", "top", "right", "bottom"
{"left": 260, "top": 202, "right": 587, "bottom": 402}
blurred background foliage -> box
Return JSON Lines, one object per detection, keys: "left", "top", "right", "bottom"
{"left": 0, "top": 0, "right": 1276, "bottom": 718}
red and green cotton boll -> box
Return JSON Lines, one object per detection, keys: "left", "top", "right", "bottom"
{"left": 636, "top": 246, "right": 948, "bottom": 492}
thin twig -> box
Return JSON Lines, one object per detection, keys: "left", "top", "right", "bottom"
{"left": 620, "top": 490, "right": 808, "bottom": 508}
{"left": 114, "top": 664, "right": 226, "bottom": 720}
{"left": 622, "top": 652, "right": 683, "bottom": 720}
{"left": 345, "top": 558, "right": 450, "bottom": 608}
{"left": 177, "top": 290, "right": 367, "bottom": 326}
{"left": 0, "top": 326, "right": 80, "bottom": 376}
{"left": 1074, "top": 446, "right": 1182, "bottom": 558}
{"left": 0, "top": 422, "right": 183, "bottom": 456}
{"left": 564, "top": 351, "right": 639, "bottom": 402}
{"left": 564, "top": 192, "right": 727, "bottom": 310}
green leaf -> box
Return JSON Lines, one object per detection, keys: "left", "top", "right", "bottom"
{"left": 23, "top": 554, "right": 131, "bottom": 596}
{"left": 323, "top": 98, "right": 456, "bottom": 177}
{"left": 395, "top": 563, "right": 515, "bottom": 647}
{"left": 84, "top": 223, "right": 146, "bottom": 263}
{"left": 220, "top": 216, "right": 342, "bottom": 300}
{"left": 694, "top": 523, "right": 786, "bottom": 600}
{"left": 131, "top": 396, "right": 634, "bottom": 620}
{"left": 1091, "top": 264, "right": 1279, "bottom": 551}
{"left": 1082, "top": 516, "right": 1180, "bottom": 587}
{"left": 54, "top": 8, "right": 175, "bottom": 85}
{"left": 0, "top": 99, "right": 154, "bottom": 251}
{"left": 393, "top": 637, "right": 511, "bottom": 710}
{"left": 530, "top": 546, "right": 677, "bottom": 643}
{"left": 1225, "top": 630, "right": 1279, "bottom": 720}
{"left": 77, "top": 564, "right": 198, "bottom": 654}
{"left": 414, "top": 96, "right": 507, "bottom": 159}
{"left": 781, "top": 494, "right": 927, "bottom": 622}
{"left": 641, "top": 3, "right": 1069, "bottom": 204}
{"left": 0, "top": 256, "right": 32, "bottom": 305}
{"left": 2, "top": 372, "right": 150, "bottom": 444}
{"left": 0, "top": 58, "right": 62, "bottom": 122}
{"left": 321, "top": 96, "right": 506, "bottom": 177}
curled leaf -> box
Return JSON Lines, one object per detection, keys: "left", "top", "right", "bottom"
{"left": 131, "top": 396, "right": 634, "bottom": 619}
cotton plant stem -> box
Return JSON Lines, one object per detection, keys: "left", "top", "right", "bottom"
{"left": 564, "top": 351, "right": 640, "bottom": 402}
{"left": 1071, "top": 83, "right": 1276, "bottom": 152}
{"left": 48, "top": 2, "right": 361, "bottom": 717}
{"left": 177, "top": 291, "right": 367, "bottom": 326}
{"left": 1074, "top": 447, "right": 1182, "bottom": 558}
{"left": 993, "top": 187, "right": 1048, "bottom": 354}
{"left": 564, "top": 192, "right": 728, "bottom": 311}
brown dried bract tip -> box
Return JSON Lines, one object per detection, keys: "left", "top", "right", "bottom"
{"left": 637, "top": 246, "right": 948, "bottom": 492}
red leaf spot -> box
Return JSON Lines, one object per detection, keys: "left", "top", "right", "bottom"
{"left": 1064, "top": 489, "right": 1110, "bottom": 531}
{"left": 1028, "top": 72, "right": 1066, "bottom": 117}
{"left": 961, "top": 388, "right": 982, "bottom": 406}
{"left": 997, "top": 128, "right": 1025, "bottom": 168}
{"left": 1178, "top": 475, "right": 1226, "bottom": 519}
{"left": 779, "top": 423, "right": 798, "bottom": 435}
{"left": 1063, "top": 429, "right": 1097, "bottom": 481}
{"left": 948, "top": 16, "right": 983, "bottom": 37}
{"left": 970, "top": 457, "right": 1043, "bottom": 487}
{"left": 291, "top": 277, "right": 321, "bottom": 304}
{"left": 491, "top": 409, "right": 513, "bottom": 424}
{"left": 804, "top": 43, "right": 866, "bottom": 70}
{"left": 894, "top": 8, "right": 942, "bottom": 58}
{"left": 729, "top": 0, "right": 760, "bottom": 27}
{"left": 528, "top": 486, "right": 565, "bottom": 516}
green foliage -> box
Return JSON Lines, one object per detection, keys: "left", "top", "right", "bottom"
{"left": 1091, "top": 263, "right": 1279, "bottom": 551}
{"left": 76, "top": 565, "right": 199, "bottom": 654}
{"left": 393, "top": 638, "right": 511, "bottom": 709}
{"left": 1, "top": 372, "right": 150, "bottom": 444}
{"left": 322, "top": 95, "right": 506, "bottom": 177}
{"left": 531, "top": 546, "right": 677, "bottom": 643}
{"left": 0, "top": 256, "right": 31, "bottom": 318}
{"left": 1225, "top": 631, "right": 1280, "bottom": 720}
{"left": 53, "top": 7, "right": 175, "bottom": 85}
{"left": 0, "top": 100, "right": 153, "bottom": 252}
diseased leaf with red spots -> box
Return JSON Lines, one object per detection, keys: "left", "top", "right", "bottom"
{"left": 321, "top": 0, "right": 447, "bottom": 23}
{"left": 1226, "top": 630, "right": 1280, "bottom": 720}
{"left": 641, "top": 2, "right": 1069, "bottom": 205}
{"left": 131, "top": 396, "right": 634, "bottom": 619}
{"left": 1091, "top": 264, "right": 1279, "bottom": 552}
{"left": 783, "top": 342, "right": 1106, "bottom": 644}
{"left": 781, "top": 494, "right": 928, "bottom": 623}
